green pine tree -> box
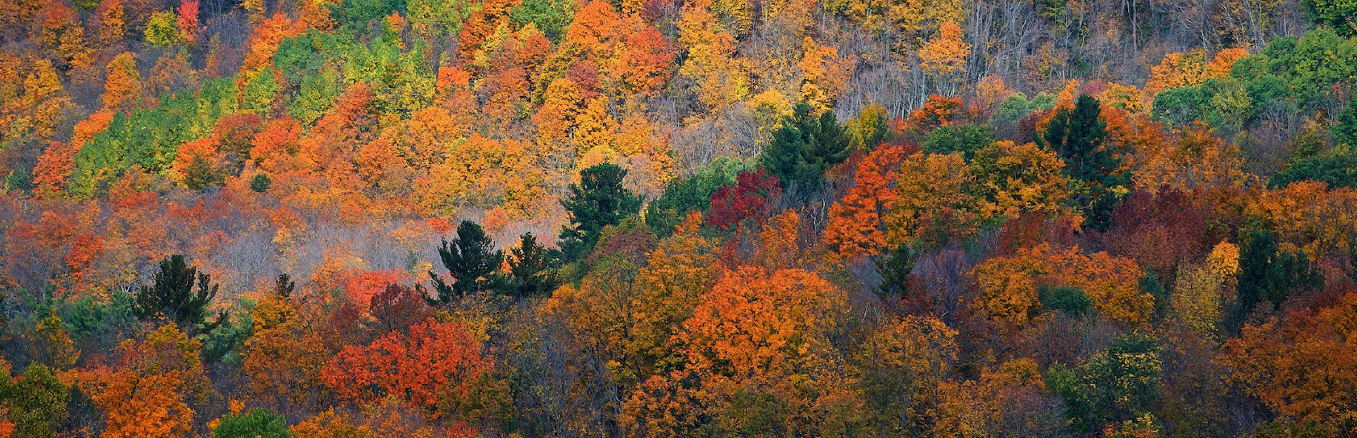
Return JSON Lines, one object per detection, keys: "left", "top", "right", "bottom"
{"left": 132, "top": 255, "right": 227, "bottom": 336}
{"left": 760, "top": 103, "right": 850, "bottom": 199}
{"left": 428, "top": 220, "right": 506, "bottom": 305}
{"left": 559, "top": 163, "right": 643, "bottom": 263}
{"left": 508, "top": 232, "right": 560, "bottom": 300}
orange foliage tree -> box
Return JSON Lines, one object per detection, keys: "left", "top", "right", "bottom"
{"left": 1219, "top": 293, "right": 1357, "bottom": 427}
{"left": 673, "top": 266, "right": 855, "bottom": 434}
{"left": 77, "top": 325, "right": 211, "bottom": 438}
{"left": 973, "top": 244, "right": 1151, "bottom": 328}
{"left": 321, "top": 317, "right": 490, "bottom": 413}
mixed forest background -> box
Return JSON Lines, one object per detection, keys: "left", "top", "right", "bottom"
{"left": 0, "top": 0, "right": 1356, "bottom": 435}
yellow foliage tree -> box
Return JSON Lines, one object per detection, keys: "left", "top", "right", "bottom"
{"left": 103, "top": 52, "right": 142, "bottom": 111}
{"left": 883, "top": 152, "right": 980, "bottom": 247}
{"left": 1171, "top": 241, "right": 1239, "bottom": 337}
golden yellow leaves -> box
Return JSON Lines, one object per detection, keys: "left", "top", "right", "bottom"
{"left": 971, "top": 141, "right": 1072, "bottom": 221}
{"left": 883, "top": 152, "right": 978, "bottom": 246}
{"left": 919, "top": 22, "right": 970, "bottom": 76}
{"left": 1171, "top": 241, "right": 1239, "bottom": 337}
{"left": 1144, "top": 48, "right": 1250, "bottom": 101}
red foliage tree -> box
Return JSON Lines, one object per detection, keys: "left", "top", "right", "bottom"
{"left": 706, "top": 170, "right": 780, "bottom": 230}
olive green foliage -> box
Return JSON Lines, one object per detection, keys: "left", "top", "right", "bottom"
{"left": 212, "top": 408, "right": 292, "bottom": 438}
{"left": 1049, "top": 333, "right": 1162, "bottom": 433}
{"left": 922, "top": 124, "right": 994, "bottom": 160}
{"left": 511, "top": 0, "right": 575, "bottom": 42}
{"left": 0, "top": 363, "right": 69, "bottom": 438}
{"left": 1039, "top": 285, "right": 1091, "bottom": 317}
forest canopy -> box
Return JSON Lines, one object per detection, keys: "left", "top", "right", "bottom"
{"left": 1, "top": 0, "right": 1356, "bottom": 436}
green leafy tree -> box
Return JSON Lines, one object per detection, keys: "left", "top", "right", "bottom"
{"left": 759, "top": 103, "right": 850, "bottom": 198}
{"left": 184, "top": 154, "right": 222, "bottom": 192}
{"left": 1333, "top": 104, "right": 1357, "bottom": 147}
{"left": 510, "top": 0, "right": 574, "bottom": 41}
{"left": 644, "top": 158, "right": 745, "bottom": 236}
{"left": 874, "top": 243, "right": 917, "bottom": 299}
{"left": 212, "top": 408, "right": 292, "bottom": 438}
{"left": 428, "top": 220, "right": 506, "bottom": 305}
{"left": 922, "top": 124, "right": 994, "bottom": 160}
{"left": 337, "top": 0, "right": 407, "bottom": 27}
{"left": 560, "top": 163, "right": 643, "bottom": 263}
{"left": 507, "top": 232, "right": 560, "bottom": 299}
{"left": 1042, "top": 95, "right": 1114, "bottom": 185}
{"left": 1039, "top": 285, "right": 1091, "bottom": 317}
{"left": 1302, "top": 0, "right": 1357, "bottom": 36}
{"left": 250, "top": 173, "right": 271, "bottom": 193}
{"left": 132, "top": 255, "right": 228, "bottom": 336}
{"left": 992, "top": 92, "right": 1030, "bottom": 122}
{"left": 1270, "top": 149, "right": 1357, "bottom": 189}
{"left": 1049, "top": 333, "right": 1162, "bottom": 433}
{"left": 143, "top": 11, "right": 182, "bottom": 47}
{"left": 0, "top": 363, "right": 69, "bottom": 438}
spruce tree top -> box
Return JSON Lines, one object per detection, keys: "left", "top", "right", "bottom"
{"left": 559, "top": 163, "right": 642, "bottom": 262}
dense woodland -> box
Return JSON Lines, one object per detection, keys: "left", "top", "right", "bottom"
{"left": 0, "top": 0, "right": 1356, "bottom": 435}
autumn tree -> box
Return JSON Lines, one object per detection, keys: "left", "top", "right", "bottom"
{"left": 972, "top": 244, "right": 1151, "bottom": 328}
{"left": 560, "top": 163, "right": 643, "bottom": 262}
{"left": 824, "top": 144, "right": 908, "bottom": 259}
{"left": 918, "top": 21, "right": 970, "bottom": 95}
{"left": 705, "top": 169, "right": 781, "bottom": 230}
{"left": 969, "top": 141, "right": 1072, "bottom": 221}
{"left": 132, "top": 255, "right": 228, "bottom": 336}
{"left": 242, "top": 288, "right": 331, "bottom": 416}
{"left": 321, "top": 317, "right": 490, "bottom": 413}
{"left": 628, "top": 212, "right": 721, "bottom": 376}
{"left": 1220, "top": 292, "right": 1357, "bottom": 431}
{"left": 1171, "top": 241, "right": 1239, "bottom": 337}
{"left": 856, "top": 315, "right": 958, "bottom": 435}
{"left": 94, "top": 0, "right": 126, "bottom": 47}
{"left": 882, "top": 152, "right": 979, "bottom": 249}
{"left": 428, "top": 220, "right": 506, "bottom": 304}
{"left": 78, "top": 325, "right": 211, "bottom": 438}
{"left": 666, "top": 266, "right": 856, "bottom": 435}
{"left": 103, "top": 52, "right": 142, "bottom": 111}
{"left": 760, "top": 103, "right": 850, "bottom": 198}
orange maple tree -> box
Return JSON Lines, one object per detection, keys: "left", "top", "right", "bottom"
{"left": 321, "top": 317, "right": 490, "bottom": 413}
